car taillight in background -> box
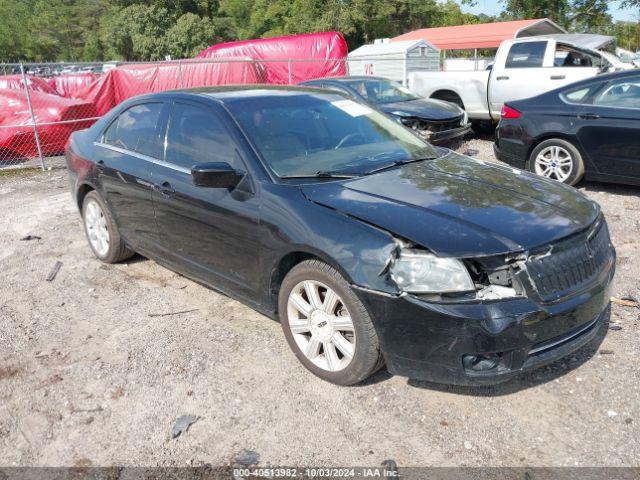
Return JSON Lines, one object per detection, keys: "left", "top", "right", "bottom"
{"left": 501, "top": 105, "right": 521, "bottom": 119}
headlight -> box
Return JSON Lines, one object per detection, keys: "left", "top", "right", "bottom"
{"left": 390, "top": 249, "right": 475, "bottom": 293}
{"left": 391, "top": 110, "right": 410, "bottom": 117}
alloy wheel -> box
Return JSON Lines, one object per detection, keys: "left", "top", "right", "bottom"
{"left": 287, "top": 280, "right": 356, "bottom": 372}
{"left": 534, "top": 145, "right": 573, "bottom": 182}
{"left": 84, "top": 198, "right": 110, "bottom": 257}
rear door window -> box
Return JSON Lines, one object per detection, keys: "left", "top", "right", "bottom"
{"left": 103, "top": 103, "right": 164, "bottom": 158}
{"left": 165, "top": 102, "right": 238, "bottom": 169}
{"left": 593, "top": 78, "right": 640, "bottom": 109}
{"left": 505, "top": 41, "right": 547, "bottom": 69}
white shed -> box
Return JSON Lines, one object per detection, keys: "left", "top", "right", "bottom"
{"left": 347, "top": 39, "right": 440, "bottom": 84}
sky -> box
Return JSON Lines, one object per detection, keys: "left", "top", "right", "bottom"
{"left": 455, "top": 0, "right": 640, "bottom": 22}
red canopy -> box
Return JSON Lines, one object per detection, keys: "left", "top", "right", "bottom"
{"left": 392, "top": 19, "right": 565, "bottom": 50}
{"left": 198, "top": 31, "right": 348, "bottom": 84}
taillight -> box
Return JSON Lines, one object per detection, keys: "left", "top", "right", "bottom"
{"left": 501, "top": 104, "right": 521, "bottom": 119}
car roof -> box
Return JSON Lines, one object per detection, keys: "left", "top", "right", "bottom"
{"left": 301, "top": 76, "right": 390, "bottom": 84}
{"left": 131, "top": 85, "right": 339, "bottom": 104}
{"left": 561, "top": 69, "right": 639, "bottom": 90}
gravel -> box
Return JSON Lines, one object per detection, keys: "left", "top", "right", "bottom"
{"left": 0, "top": 141, "right": 638, "bottom": 467}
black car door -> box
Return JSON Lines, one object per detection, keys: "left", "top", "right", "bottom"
{"left": 151, "top": 99, "right": 262, "bottom": 300}
{"left": 94, "top": 101, "right": 168, "bottom": 250}
{"left": 576, "top": 75, "right": 640, "bottom": 179}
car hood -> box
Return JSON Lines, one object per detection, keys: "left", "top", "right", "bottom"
{"left": 378, "top": 98, "right": 462, "bottom": 121}
{"left": 301, "top": 152, "right": 600, "bottom": 257}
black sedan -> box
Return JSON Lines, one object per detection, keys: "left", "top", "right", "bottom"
{"left": 495, "top": 70, "right": 640, "bottom": 186}
{"left": 299, "top": 76, "right": 471, "bottom": 144}
{"left": 66, "top": 86, "right": 614, "bottom": 386}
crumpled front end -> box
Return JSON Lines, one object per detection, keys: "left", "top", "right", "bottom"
{"left": 398, "top": 114, "right": 471, "bottom": 144}
{"left": 354, "top": 217, "right": 616, "bottom": 385}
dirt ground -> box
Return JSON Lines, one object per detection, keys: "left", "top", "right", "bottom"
{"left": 0, "top": 140, "right": 639, "bottom": 468}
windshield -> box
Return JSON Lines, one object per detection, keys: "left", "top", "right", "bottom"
{"left": 343, "top": 79, "right": 419, "bottom": 104}
{"left": 226, "top": 92, "right": 438, "bottom": 178}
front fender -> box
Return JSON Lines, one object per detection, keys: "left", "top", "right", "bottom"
{"left": 259, "top": 184, "right": 399, "bottom": 307}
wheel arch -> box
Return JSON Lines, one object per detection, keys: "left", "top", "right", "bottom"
{"left": 525, "top": 133, "right": 586, "bottom": 170}
{"left": 76, "top": 182, "right": 96, "bottom": 210}
{"left": 268, "top": 249, "right": 356, "bottom": 313}
{"left": 430, "top": 89, "right": 465, "bottom": 109}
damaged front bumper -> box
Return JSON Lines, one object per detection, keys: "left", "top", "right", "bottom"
{"left": 425, "top": 123, "right": 472, "bottom": 144}
{"left": 352, "top": 259, "right": 614, "bottom": 386}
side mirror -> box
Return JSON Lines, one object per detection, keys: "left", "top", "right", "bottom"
{"left": 191, "top": 162, "right": 243, "bottom": 189}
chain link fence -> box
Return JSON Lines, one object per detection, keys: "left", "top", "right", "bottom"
{"left": 0, "top": 56, "right": 450, "bottom": 170}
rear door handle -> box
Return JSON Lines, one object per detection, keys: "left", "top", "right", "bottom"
{"left": 550, "top": 75, "right": 566, "bottom": 80}
{"left": 578, "top": 113, "right": 600, "bottom": 120}
{"left": 496, "top": 76, "right": 509, "bottom": 80}
{"left": 155, "top": 181, "right": 176, "bottom": 197}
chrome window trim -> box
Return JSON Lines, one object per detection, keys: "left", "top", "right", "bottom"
{"left": 93, "top": 141, "right": 191, "bottom": 174}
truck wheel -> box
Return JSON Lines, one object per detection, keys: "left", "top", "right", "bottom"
{"left": 278, "top": 259, "right": 384, "bottom": 385}
{"left": 529, "top": 139, "right": 584, "bottom": 186}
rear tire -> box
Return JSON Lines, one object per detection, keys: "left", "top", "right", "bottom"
{"left": 278, "top": 259, "right": 383, "bottom": 385}
{"left": 82, "top": 191, "right": 134, "bottom": 263}
{"left": 528, "top": 139, "right": 584, "bottom": 186}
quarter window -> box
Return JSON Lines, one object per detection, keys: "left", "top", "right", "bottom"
{"left": 505, "top": 42, "right": 547, "bottom": 69}
{"left": 103, "top": 103, "right": 164, "bottom": 158}
{"left": 561, "top": 86, "right": 596, "bottom": 104}
{"left": 165, "top": 103, "right": 237, "bottom": 169}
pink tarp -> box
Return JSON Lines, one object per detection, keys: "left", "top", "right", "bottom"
{"left": 75, "top": 59, "right": 262, "bottom": 115}
{"left": 0, "top": 89, "right": 96, "bottom": 160}
{"left": 197, "top": 31, "right": 348, "bottom": 84}
{"left": 47, "top": 73, "right": 97, "bottom": 98}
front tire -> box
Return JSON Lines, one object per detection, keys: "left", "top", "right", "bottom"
{"left": 82, "top": 191, "right": 134, "bottom": 263}
{"left": 529, "top": 139, "right": 584, "bottom": 186}
{"left": 278, "top": 259, "right": 383, "bottom": 385}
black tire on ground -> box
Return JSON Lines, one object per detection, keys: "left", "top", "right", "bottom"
{"left": 278, "top": 259, "right": 384, "bottom": 386}
{"left": 81, "top": 190, "right": 134, "bottom": 263}
{"left": 528, "top": 138, "right": 585, "bottom": 186}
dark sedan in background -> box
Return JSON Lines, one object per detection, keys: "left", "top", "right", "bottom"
{"left": 66, "top": 86, "right": 614, "bottom": 386}
{"left": 495, "top": 70, "right": 640, "bottom": 186}
{"left": 300, "top": 76, "right": 471, "bottom": 144}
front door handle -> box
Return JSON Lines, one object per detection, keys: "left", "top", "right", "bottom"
{"left": 496, "top": 76, "right": 509, "bottom": 80}
{"left": 578, "top": 113, "right": 600, "bottom": 120}
{"left": 155, "top": 181, "right": 176, "bottom": 197}
{"left": 550, "top": 75, "right": 566, "bottom": 80}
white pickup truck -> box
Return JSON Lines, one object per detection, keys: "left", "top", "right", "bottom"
{"left": 409, "top": 34, "right": 634, "bottom": 121}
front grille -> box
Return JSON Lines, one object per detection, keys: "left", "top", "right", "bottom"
{"left": 525, "top": 218, "right": 613, "bottom": 302}
{"left": 402, "top": 116, "right": 463, "bottom": 133}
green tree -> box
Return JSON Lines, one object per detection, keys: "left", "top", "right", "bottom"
{"left": 101, "top": 4, "right": 175, "bottom": 60}
{"left": 165, "top": 12, "right": 233, "bottom": 58}
{"left": 500, "top": 0, "right": 612, "bottom": 31}
{"left": 0, "top": 0, "right": 32, "bottom": 61}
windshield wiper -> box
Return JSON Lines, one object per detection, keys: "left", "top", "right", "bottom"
{"left": 280, "top": 171, "right": 357, "bottom": 179}
{"left": 363, "top": 156, "right": 437, "bottom": 175}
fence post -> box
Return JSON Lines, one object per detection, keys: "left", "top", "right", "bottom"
{"left": 177, "top": 60, "right": 184, "bottom": 88}
{"left": 287, "top": 59, "right": 292, "bottom": 85}
{"left": 20, "top": 63, "right": 45, "bottom": 170}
